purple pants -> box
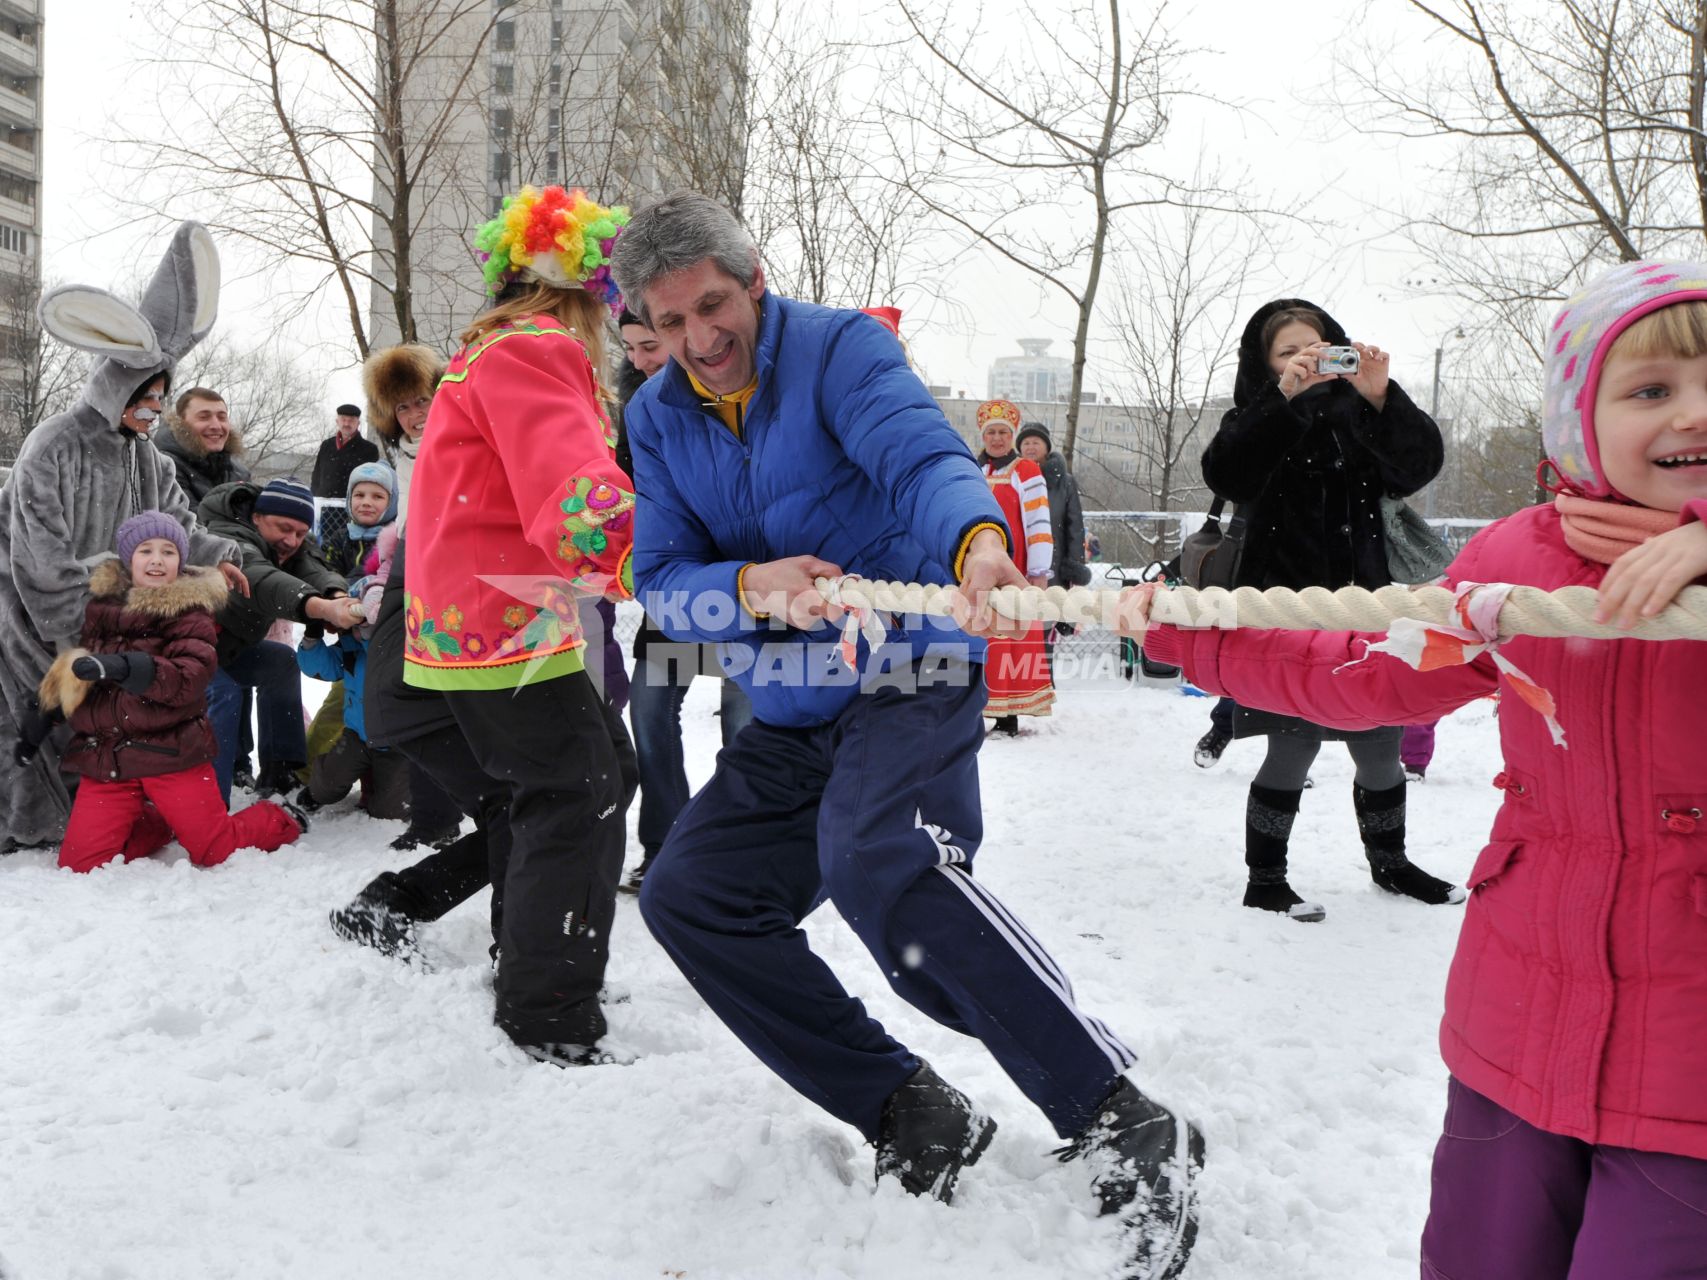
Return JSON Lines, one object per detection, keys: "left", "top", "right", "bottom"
{"left": 1421, "top": 1078, "right": 1707, "bottom": 1279}
{"left": 1401, "top": 721, "right": 1437, "bottom": 771}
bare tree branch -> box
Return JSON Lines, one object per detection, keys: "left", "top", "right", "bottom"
{"left": 882, "top": 0, "right": 1201, "bottom": 463}
{"left": 110, "top": 0, "right": 500, "bottom": 359}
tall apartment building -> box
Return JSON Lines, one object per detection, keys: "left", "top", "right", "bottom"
{"left": 988, "top": 338, "right": 1072, "bottom": 403}
{"left": 0, "top": 0, "right": 42, "bottom": 449}
{"left": 370, "top": 0, "right": 748, "bottom": 353}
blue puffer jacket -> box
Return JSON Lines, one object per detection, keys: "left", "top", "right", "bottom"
{"left": 626, "top": 296, "right": 1006, "bottom": 728}
{"left": 297, "top": 631, "right": 368, "bottom": 741}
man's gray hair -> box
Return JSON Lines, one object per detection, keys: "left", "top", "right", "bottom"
{"left": 611, "top": 191, "right": 759, "bottom": 327}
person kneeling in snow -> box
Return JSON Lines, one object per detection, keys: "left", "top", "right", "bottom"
{"left": 13, "top": 513, "right": 306, "bottom": 873}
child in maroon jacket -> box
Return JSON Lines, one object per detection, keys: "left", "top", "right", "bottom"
{"left": 15, "top": 512, "right": 305, "bottom": 872}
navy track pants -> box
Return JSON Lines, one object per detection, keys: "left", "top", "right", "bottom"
{"left": 639, "top": 659, "right": 1134, "bottom": 1141}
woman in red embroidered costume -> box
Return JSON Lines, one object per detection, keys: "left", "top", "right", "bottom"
{"left": 975, "top": 399, "right": 1054, "bottom": 732}
{"left": 400, "top": 185, "right": 639, "bottom": 1065}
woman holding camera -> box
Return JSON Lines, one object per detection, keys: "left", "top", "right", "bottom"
{"left": 1200, "top": 297, "right": 1455, "bottom": 923}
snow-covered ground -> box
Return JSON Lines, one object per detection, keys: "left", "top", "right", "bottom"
{"left": 2, "top": 670, "right": 1503, "bottom": 1280}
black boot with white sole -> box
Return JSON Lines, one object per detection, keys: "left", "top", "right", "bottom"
{"left": 1243, "top": 783, "right": 1325, "bottom": 923}
{"left": 1058, "top": 1077, "right": 1205, "bottom": 1280}
{"left": 1354, "top": 782, "right": 1467, "bottom": 906}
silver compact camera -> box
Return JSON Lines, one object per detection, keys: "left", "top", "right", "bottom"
{"left": 1317, "top": 346, "right": 1360, "bottom": 375}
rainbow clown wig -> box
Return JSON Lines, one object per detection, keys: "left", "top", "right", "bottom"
{"left": 473, "top": 185, "right": 630, "bottom": 312}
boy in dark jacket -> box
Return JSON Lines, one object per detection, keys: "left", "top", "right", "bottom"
{"left": 197, "top": 478, "right": 361, "bottom": 801}
{"left": 154, "top": 387, "right": 251, "bottom": 505}
{"left": 15, "top": 513, "right": 305, "bottom": 873}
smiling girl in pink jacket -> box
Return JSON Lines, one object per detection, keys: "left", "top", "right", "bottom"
{"left": 1135, "top": 261, "right": 1707, "bottom": 1278}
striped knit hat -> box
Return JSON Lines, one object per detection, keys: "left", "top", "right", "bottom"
{"left": 1543, "top": 260, "right": 1707, "bottom": 498}
{"left": 254, "top": 477, "right": 316, "bottom": 527}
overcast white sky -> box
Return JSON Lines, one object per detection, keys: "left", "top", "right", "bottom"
{"left": 43, "top": 0, "right": 1476, "bottom": 419}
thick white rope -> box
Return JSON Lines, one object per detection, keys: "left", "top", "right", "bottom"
{"left": 816, "top": 577, "right": 1707, "bottom": 643}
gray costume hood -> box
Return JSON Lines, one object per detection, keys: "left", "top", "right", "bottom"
{"left": 38, "top": 220, "right": 221, "bottom": 426}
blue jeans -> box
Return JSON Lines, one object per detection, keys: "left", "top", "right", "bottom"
{"left": 208, "top": 641, "right": 307, "bottom": 804}
{"left": 628, "top": 653, "right": 753, "bottom": 863}
{"left": 639, "top": 660, "right": 1133, "bottom": 1141}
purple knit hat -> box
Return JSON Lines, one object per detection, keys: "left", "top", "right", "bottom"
{"left": 1543, "top": 260, "right": 1707, "bottom": 498}
{"left": 116, "top": 511, "right": 189, "bottom": 565}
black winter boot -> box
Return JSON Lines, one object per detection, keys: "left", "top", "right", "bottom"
{"left": 1192, "top": 724, "right": 1231, "bottom": 769}
{"left": 1354, "top": 781, "right": 1466, "bottom": 906}
{"left": 1243, "top": 784, "right": 1325, "bottom": 922}
{"left": 278, "top": 797, "right": 313, "bottom": 835}
{"left": 256, "top": 760, "right": 306, "bottom": 798}
{"left": 874, "top": 1061, "right": 996, "bottom": 1204}
{"left": 389, "top": 824, "right": 460, "bottom": 853}
{"left": 1057, "top": 1077, "right": 1205, "bottom": 1280}
{"left": 616, "top": 854, "right": 655, "bottom": 896}
{"left": 328, "top": 874, "right": 422, "bottom": 963}
{"left": 520, "top": 1041, "right": 635, "bottom": 1067}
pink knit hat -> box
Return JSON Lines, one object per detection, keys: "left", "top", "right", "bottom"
{"left": 1543, "top": 260, "right": 1707, "bottom": 498}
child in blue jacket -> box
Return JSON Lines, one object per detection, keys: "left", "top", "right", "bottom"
{"left": 297, "top": 462, "right": 407, "bottom": 817}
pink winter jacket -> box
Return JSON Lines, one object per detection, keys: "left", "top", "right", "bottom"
{"left": 1145, "top": 502, "right": 1707, "bottom": 1160}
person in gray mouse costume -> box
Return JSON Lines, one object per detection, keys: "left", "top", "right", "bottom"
{"left": 0, "top": 221, "right": 247, "bottom": 854}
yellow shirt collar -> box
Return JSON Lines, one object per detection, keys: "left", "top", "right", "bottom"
{"left": 685, "top": 369, "right": 757, "bottom": 439}
{"left": 685, "top": 368, "right": 757, "bottom": 406}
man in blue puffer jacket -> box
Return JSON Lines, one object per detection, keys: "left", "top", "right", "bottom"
{"left": 611, "top": 195, "right": 1202, "bottom": 1275}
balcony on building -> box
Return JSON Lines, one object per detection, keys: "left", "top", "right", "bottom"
{"left": 0, "top": 75, "right": 35, "bottom": 129}
{"left": 0, "top": 127, "right": 34, "bottom": 180}
{"left": 0, "top": 1, "right": 38, "bottom": 26}
{"left": 0, "top": 192, "right": 30, "bottom": 231}
{"left": 0, "top": 24, "right": 35, "bottom": 77}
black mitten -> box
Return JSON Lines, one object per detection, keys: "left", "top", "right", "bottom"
{"left": 13, "top": 696, "right": 60, "bottom": 767}
{"left": 71, "top": 652, "right": 156, "bottom": 693}
{"left": 72, "top": 653, "right": 128, "bottom": 683}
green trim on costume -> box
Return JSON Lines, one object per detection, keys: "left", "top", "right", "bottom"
{"left": 439, "top": 322, "right": 583, "bottom": 386}
{"left": 402, "top": 646, "right": 585, "bottom": 691}
{"left": 616, "top": 546, "right": 634, "bottom": 599}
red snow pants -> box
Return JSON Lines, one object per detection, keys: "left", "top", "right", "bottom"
{"left": 59, "top": 764, "right": 302, "bottom": 873}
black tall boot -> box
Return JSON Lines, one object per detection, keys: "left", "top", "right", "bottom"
{"left": 875, "top": 1061, "right": 996, "bottom": 1204}
{"left": 1353, "top": 781, "right": 1467, "bottom": 905}
{"left": 1243, "top": 783, "right": 1325, "bottom": 922}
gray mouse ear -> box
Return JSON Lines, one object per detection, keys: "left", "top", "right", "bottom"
{"left": 138, "top": 221, "right": 221, "bottom": 361}
{"left": 37, "top": 285, "right": 163, "bottom": 367}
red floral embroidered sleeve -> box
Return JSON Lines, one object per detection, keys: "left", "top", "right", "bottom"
{"left": 466, "top": 325, "right": 636, "bottom": 599}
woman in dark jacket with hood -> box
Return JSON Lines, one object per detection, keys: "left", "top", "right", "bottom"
{"left": 1199, "top": 297, "right": 1460, "bottom": 923}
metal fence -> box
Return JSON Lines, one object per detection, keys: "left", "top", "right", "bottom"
{"left": 1049, "top": 511, "right": 1500, "bottom": 687}
{"left": 313, "top": 496, "right": 352, "bottom": 553}
{"left": 1081, "top": 510, "right": 1494, "bottom": 578}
